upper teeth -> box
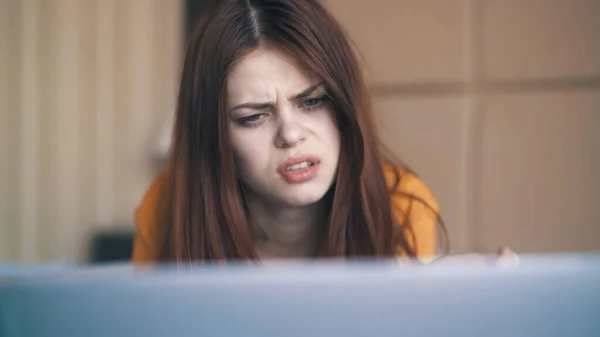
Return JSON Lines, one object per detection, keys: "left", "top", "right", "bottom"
{"left": 285, "top": 161, "right": 312, "bottom": 172}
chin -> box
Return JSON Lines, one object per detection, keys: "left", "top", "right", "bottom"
{"left": 277, "top": 184, "right": 332, "bottom": 207}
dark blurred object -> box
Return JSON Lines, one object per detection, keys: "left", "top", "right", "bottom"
{"left": 89, "top": 230, "right": 135, "bottom": 263}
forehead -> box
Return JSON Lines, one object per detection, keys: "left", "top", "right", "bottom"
{"left": 226, "top": 48, "right": 317, "bottom": 104}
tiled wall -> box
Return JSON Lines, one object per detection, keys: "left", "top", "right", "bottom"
{"left": 325, "top": 0, "right": 600, "bottom": 253}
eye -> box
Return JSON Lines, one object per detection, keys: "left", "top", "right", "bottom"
{"left": 302, "top": 98, "right": 321, "bottom": 107}
{"left": 237, "top": 113, "right": 267, "bottom": 127}
{"left": 299, "top": 95, "right": 329, "bottom": 110}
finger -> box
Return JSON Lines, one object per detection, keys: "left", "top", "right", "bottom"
{"left": 497, "top": 246, "right": 512, "bottom": 256}
{"left": 496, "top": 246, "right": 520, "bottom": 268}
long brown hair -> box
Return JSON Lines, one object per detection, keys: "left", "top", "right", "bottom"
{"left": 157, "top": 0, "right": 445, "bottom": 262}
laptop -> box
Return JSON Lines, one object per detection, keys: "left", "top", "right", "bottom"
{"left": 1, "top": 253, "right": 599, "bottom": 337}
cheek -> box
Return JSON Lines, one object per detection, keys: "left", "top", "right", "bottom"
{"left": 230, "top": 128, "right": 271, "bottom": 175}
{"left": 318, "top": 110, "right": 341, "bottom": 153}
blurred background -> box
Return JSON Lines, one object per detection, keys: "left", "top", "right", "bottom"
{"left": 0, "top": 0, "right": 599, "bottom": 264}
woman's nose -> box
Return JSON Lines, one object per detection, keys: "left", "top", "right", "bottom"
{"left": 274, "top": 109, "right": 307, "bottom": 148}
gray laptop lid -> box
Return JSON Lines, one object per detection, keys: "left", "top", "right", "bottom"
{"left": 1, "top": 253, "right": 599, "bottom": 337}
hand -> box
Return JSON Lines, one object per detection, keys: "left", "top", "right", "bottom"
{"left": 431, "top": 246, "right": 519, "bottom": 267}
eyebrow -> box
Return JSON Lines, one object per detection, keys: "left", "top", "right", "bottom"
{"left": 293, "top": 82, "right": 324, "bottom": 100}
{"left": 230, "top": 82, "right": 324, "bottom": 112}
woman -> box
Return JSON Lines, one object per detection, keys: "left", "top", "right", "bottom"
{"left": 132, "top": 0, "right": 514, "bottom": 265}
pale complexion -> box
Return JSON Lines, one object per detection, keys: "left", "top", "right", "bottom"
{"left": 226, "top": 48, "right": 341, "bottom": 259}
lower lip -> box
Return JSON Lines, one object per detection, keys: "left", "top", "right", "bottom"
{"left": 279, "top": 163, "right": 320, "bottom": 183}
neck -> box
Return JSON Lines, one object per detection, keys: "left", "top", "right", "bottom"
{"left": 244, "top": 191, "right": 328, "bottom": 259}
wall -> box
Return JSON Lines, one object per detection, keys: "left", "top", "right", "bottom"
{"left": 0, "top": 0, "right": 182, "bottom": 262}
{"left": 324, "top": 0, "right": 600, "bottom": 253}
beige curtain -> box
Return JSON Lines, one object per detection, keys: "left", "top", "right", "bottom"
{"left": 0, "top": 0, "right": 183, "bottom": 263}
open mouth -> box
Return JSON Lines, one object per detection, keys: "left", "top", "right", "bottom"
{"left": 278, "top": 155, "right": 321, "bottom": 183}
{"left": 284, "top": 161, "right": 314, "bottom": 172}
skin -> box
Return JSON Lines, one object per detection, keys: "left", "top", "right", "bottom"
{"left": 226, "top": 47, "right": 340, "bottom": 259}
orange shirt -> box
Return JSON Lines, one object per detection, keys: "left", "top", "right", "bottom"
{"left": 132, "top": 163, "right": 439, "bottom": 262}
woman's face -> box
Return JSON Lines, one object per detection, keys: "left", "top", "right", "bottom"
{"left": 226, "top": 48, "right": 341, "bottom": 207}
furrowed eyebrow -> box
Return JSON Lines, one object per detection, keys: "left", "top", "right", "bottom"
{"left": 290, "top": 82, "right": 325, "bottom": 100}
{"left": 230, "top": 102, "right": 274, "bottom": 111}
{"left": 229, "top": 82, "right": 325, "bottom": 112}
